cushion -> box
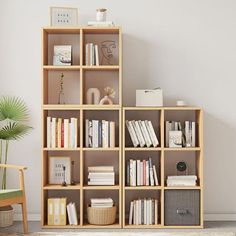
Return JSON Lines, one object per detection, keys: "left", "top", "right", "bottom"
{"left": 0, "top": 189, "right": 23, "bottom": 200}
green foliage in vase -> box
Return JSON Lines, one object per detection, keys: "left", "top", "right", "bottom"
{"left": 0, "top": 96, "right": 32, "bottom": 189}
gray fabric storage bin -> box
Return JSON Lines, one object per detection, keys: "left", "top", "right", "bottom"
{"left": 165, "top": 190, "right": 200, "bottom": 226}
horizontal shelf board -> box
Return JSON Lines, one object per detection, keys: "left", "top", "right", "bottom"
{"left": 42, "top": 104, "right": 81, "bottom": 110}
{"left": 163, "top": 106, "right": 202, "bottom": 111}
{"left": 43, "top": 65, "right": 80, "bottom": 71}
{"left": 83, "top": 185, "right": 120, "bottom": 190}
{"left": 43, "top": 148, "right": 80, "bottom": 151}
{"left": 164, "top": 147, "right": 201, "bottom": 151}
{"left": 82, "top": 105, "right": 121, "bottom": 110}
{"left": 43, "top": 27, "right": 81, "bottom": 34}
{"left": 124, "top": 107, "right": 162, "bottom": 111}
{"left": 82, "top": 27, "right": 120, "bottom": 34}
{"left": 125, "top": 186, "right": 162, "bottom": 190}
{"left": 164, "top": 186, "right": 201, "bottom": 190}
{"left": 124, "top": 224, "right": 162, "bottom": 228}
{"left": 82, "top": 65, "right": 119, "bottom": 70}
{"left": 125, "top": 147, "right": 162, "bottom": 151}
{"left": 83, "top": 147, "right": 119, "bottom": 151}
{"left": 163, "top": 225, "right": 203, "bottom": 229}
{"left": 123, "top": 106, "right": 202, "bottom": 111}
{"left": 82, "top": 223, "right": 121, "bottom": 228}
{"left": 43, "top": 184, "right": 81, "bottom": 190}
{"left": 42, "top": 224, "right": 81, "bottom": 229}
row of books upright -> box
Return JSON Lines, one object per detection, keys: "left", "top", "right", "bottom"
{"left": 126, "top": 120, "right": 159, "bottom": 147}
{"left": 166, "top": 121, "right": 196, "bottom": 147}
{"left": 85, "top": 43, "right": 99, "bottom": 66}
{"left": 85, "top": 119, "right": 115, "bottom": 148}
{"left": 127, "top": 158, "right": 159, "bottom": 186}
{"left": 48, "top": 198, "right": 78, "bottom": 226}
{"left": 88, "top": 166, "right": 115, "bottom": 186}
{"left": 47, "top": 117, "right": 78, "bottom": 148}
{"left": 129, "top": 198, "right": 158, "bottom": 225}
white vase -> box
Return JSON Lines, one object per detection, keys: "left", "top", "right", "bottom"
{"left": 99, "top": 95, "right": 113, "bottom": 105}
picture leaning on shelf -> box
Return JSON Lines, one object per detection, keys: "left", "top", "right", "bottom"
{"left": 53, "top": 45, "right": 72, "bottom": 66}
{"left": 126, "top": 158, "right": 159, "bottom": 186}
{"left": 126, "top": 120, "right": 159, "bottom": 147}
{"left": 165, "top": 120, "right": 196, "bottom": 148}
{"left": 129, "top": 198, "right": 158, "bottom": 225}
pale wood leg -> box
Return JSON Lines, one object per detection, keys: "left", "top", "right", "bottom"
{"left": 21, "top": 200, "right": 28, "bottom": 234}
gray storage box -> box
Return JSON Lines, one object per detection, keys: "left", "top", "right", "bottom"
{"left": 165, "top": 190, "right": 200, "bottom": 226}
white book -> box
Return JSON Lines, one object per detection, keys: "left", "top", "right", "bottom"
{"left": 88, "top": 181, "right": 114, "bottom": 185}
{"left": 140, "top": 161, "right": 143, "bottom": 186}
{"left": 53, "top": 198, "right": 60, "bottom": 225}
{"left": 85, "top": 119, "right": 89, "bottom": 147}
{"left": 71, "top": 202, "right": 78, "bottom": 225}
{"left": 137, "top": 160, "right": 141, "bottom": 186}
{"left": 153, "top": 165, "right": 159, "bottom": 186}
{"left": 146, "top": 160, "right": 149, "bottom": 186}
{"left": 154, "top": 199, "right": 158, "bottom": 225}
{"left": 126, "top": 120, "right": 139, "bottom": 147}
{"left": 47, "top": 117, "right": 51, "bottom": 148}
{"left": 74, "top": 118, "right": 78, "bottom": 148}
{"left": 89, "top": 43, "right": 94, "bottom": 66}
{"left": 139, "top": 121, "right": 152, "bottom": 147}
{"left": 146, "top": 199, "right": 150, "bottom": 225}
{"left": 92, "top": 120, "right": 99, "bottom": 148}
{"left": 88, "top": 120, "right": 93, "bottom": 147}
{"left": 67, "top": 203, "right": 73, "bottom": 225}
{"left": 95, "top": 45, "right": 99, "bottom": 66}
{"left": 69, "top": 119, "right": 73, "bottom": 148}
{"left": 88, "top": 166, "right": 114, "bottom": 172}
{"left": 87, "top": 21, "right": 114, "bottom": 26}
{"left": 167, "top": 175, "right": 197, "bottom": 180}
{"left": 191, "top": 121, "right": 196, "bottom": 147}
{"left": 149, "top": 158, "right": 154, "bottom": 186}
{"left": 146, "top": 121, "right": 159, "bottom": 147}
{"left": 88, "top": 172, "right": 115, "bottom": 177}
{"left": 165, "top": 121, "right": 171, "bottom": 147}
{"left": 149, "top": 199, "right": 152, "bottom": 225}
{"left": 129, "top": 201, "right": 134, "bottom": 225}
{"left": 64, "top": 119, "right": 69, "bottom": 148}
{"left": 102, "top": 120, "right": 109, "bottom": 148}
{"left": 85, "top": 44, "right": 89, "bottom": 65}
{"left": 133, "top": 200, "right": 136, "bottom": 225}
{"left": 109, "top": 121, "right": 115, "bottom": 148}
{"left": 133, "top": 160, "right": 137, "bottom": 186}
{"left": 133, "top": 120, "right": 145, "bottom": 147}
{"left": 51, "top": 118, "right": 56, "bottom": 148}
{"left": 185, "top": 121, "right": 191, "bottom": 147}
{"left": 144, "top": 199, "right": 147, "bottom": 225}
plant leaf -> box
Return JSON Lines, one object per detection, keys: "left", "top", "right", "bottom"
{"left": 0, "top": 122, "right": 32, "bottom": 140}
{"left": 0, "top": 96, "right": 29, "bottom": 122}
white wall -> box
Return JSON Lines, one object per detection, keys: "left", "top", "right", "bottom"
{"left": 1, "top": 0, "right": 236, "bottom": 220}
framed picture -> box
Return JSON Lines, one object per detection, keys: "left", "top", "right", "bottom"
{"left": 53, "top": 45, "right": 72, "bottom": 66}
{"left": 49, "top": 156, "right": 71, "bottom": 185}
{"left": 50, "top": 7, "right": 78, "bottom": 26}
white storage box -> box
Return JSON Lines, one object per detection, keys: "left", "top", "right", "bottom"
{"left": 136, "top": 88, "right": 163, "bottom": 106}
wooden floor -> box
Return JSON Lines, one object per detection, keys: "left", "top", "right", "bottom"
{"left": 0, "top": 221, "right": 236, "bottom": 234}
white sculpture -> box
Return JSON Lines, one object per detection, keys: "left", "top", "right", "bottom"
{"left": 99, "top": 87, "right": 116, "bottom": 105}
{"left": 86, "top": 88, "right": 101, "bottom": 105}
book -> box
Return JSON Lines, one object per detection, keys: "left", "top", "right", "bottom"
{"left": 192, "top": 121, "right": 196, "bottom": 147}
{"left": 109, "top": 121, "right": 115, "bottom": 148}
{"left": 64, "top": 119, "right": 69, "bottom": 148}
{"left": 145, "top": 120, "right": 159, "bottom": 147}
{"left": 153, "top": 165, "right": 159, "bottom": 186}
{"left": 60, "top": 198, "right": 66, "bottom": 225}
{"left": 47, "top": 117, "right": 51, "bottom": 148}
{"left": 88, "top": 166, "right": 114, "bottom": 172}
{"left": 48, "top": 198, "right": 54, "bottom": 225}
{"left": 126, "top": 120, "right": 139, "bottom": 147}
{"left": 51, "top": 118, "right": 56, "bottom": 148}
{"left": 129, "top": 201, "right": 134, "bottom": 225}
{"left": 139, "top": 120, "right": 152, "bottom": 147}
{"left": 95, "top": 45, "right": 99, "bottom": 66}
{"left": 57, "top": 118, "right": 62, "bottom": 148}
{"left": 133, "top": 120, "right": 145, "bottom": 147}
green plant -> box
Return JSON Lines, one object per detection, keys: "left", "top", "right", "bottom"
{"left": 0, "top": 96, "right": 32, "bottom": 189}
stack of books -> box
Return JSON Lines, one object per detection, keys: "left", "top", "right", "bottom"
{"left": 47, "top": 117, "right": 78, "bottom": 149}
{"left": 126, "top": 120, "right": 159, "bottom": 147}
{"left": 167, "top": 175, "right": 197, "bottom": 186}
{"left": 90, "top": 198, "right": 114, "bottom": 208}
{"left": 67, "top": 202, "right": 78, "bottom": 225}
{"left": 88, "top": 166, "right": 115, "bottom": 185}
{"left": 48, "top": 198, "right": 78, "bottom": 226}
{"left": 85, "top": 43, "right": 99, "bottom": 66}
{"left": 165, "top": 121, "right": 196, "bottom": 147}
{"left": 87, "top": 21, "right": 114, "bottom": 27}
{"left": 126, "top": 158, "right": 159, "bottom": 186}
{"left": 85, "top": 119, "right": 115, "bottom": 148}
{"left": 129, "top": 198, "right": 158, "bottom": 225}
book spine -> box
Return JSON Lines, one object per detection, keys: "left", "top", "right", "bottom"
{"left": 192, "top": 121, "right": 196, "bottom": 147}
{"left": 129, "top": 201, "right": 134, "bottom": 225}
{"left": 133, "top": 160, "right": 136, "bottom": 186}
{"left": 86, "top": 44, "right": 89, "bottom": 65}
{"left": 155, "top": 199, "right": 158, "bottom": 225}
{"left": 146, "top": 160, "right": 149, "bottom": 186}
{"left": 48, "top": 198, "right": 54, "bottom": 225}
{"left": 57, "top": 118, "right": 62, "bottom": 148}
{"left": 61, "top": 121, "right": 64, "bottom": 148}
{"left": 109, "top": 121, "right": 115, "bottom": 148}
{"left": 149, "top": 158, "right": 154, "bottom": 186}
{"left": 64, "top": 119, "right": 69, "bottom": 148}
{"left": 143, "top": 160, "right": 146, "bottom": 186}
{"left": 126, "top": 120, "right": 139, "bottom": 147}
{"left": 74, "top": 118, "right": 78, "bottom": 148}
{"left": 51, "top": 118, "right": 56, "bottom": 148}
{"left": 140, "top": 161, "right": 143, "bottom": 186}
{"left": 153, "top": 165, "right": 159, "bottom": 186}
{"left": 133, "top": 120, "right": 145, "bottom": 147}
{"left": 95, "top": 44, "right": 99, "bottom": 66}
{"left": 127, "top": 160, "right": 130, "bottom": 186}
{"left": 147, "top": 121, "right": 159, "bottom": 147}
{"left": 140, "top": 120, "right": 152, "bottom": 147}
{"left": 47, "top": 117, "right": 51, "bottom": 148}
{"left": 137, "top": 160, "right": 140, "bottom": 186}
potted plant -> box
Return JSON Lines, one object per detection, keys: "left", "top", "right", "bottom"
{"left": 0, "top": 96, "right": 32, "bottom": 227}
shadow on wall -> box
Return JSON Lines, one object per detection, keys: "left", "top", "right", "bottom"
{"left": 204, "top": 111, "right": 236, "bottom": 213}
{"left": 123, "top": 33, "right": 153, "bottom": 106}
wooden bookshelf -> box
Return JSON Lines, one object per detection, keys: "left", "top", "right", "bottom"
{"left": 122, "top": 107, "right": 203, "bottom": 228}
{"left": 42, "top": 26, "right": 122, "bottom": 228}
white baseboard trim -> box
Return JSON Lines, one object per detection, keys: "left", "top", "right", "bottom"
{"left": 14, "top": 213, "right": 236, "bottom": 222}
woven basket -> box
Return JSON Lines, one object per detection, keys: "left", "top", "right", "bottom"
{"left": 87, "top": 205, "right": 116, "bottom": 225}
{"left": 0, "top": 206, "right": 14, "bottom": 228}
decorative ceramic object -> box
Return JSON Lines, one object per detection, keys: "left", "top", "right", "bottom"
{"left": 96, "top": 8, "right": 107, "bottom": 22}
{"left": 99, "top": 87, "right": 116, "bottom": 105}
{"left": 58, "top": 73, "right": 65, "bottom": 104}
{"left": 87, "top": 88, "right": 101, "bottom": 105}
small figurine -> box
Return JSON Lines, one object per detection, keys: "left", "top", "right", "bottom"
{"left": 71, "top": 161, "right": 76, "bottom": 185}
{"left": 61, "top": 165, "right": 67, "bottom": 186}
{"left": 99, "top": 87, "right": 116, "bottom": 105}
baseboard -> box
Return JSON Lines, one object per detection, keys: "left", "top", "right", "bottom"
{"left": 14, "top": 213, "right": 236, "bottom": 222}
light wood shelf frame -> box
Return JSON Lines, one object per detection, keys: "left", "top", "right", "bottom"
{"left": 42, "top": 27, "right": 122, "bottom": 229}
{"left": 122, "top": 107, "right": 203, "bottom": 229}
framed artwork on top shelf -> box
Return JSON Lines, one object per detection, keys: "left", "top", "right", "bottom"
{"left": 50, "top": 7, "right": 79, "bottom": 26}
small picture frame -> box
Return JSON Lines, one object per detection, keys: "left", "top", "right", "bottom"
{"left": 50, "top": 7, "right": 78, "bottom": 26}
{"left": 169, "top": 131, "right": 182, "bottom": 148}
{"left": 49, "top": 156, "right": 71, "bottom": 185}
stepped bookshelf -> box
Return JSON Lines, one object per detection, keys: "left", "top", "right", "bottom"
{"left": 42, "top": 27, "right": 122, "bottom": 228}
{"left": 123, "top": 107, "right": 203, "bottom": 228}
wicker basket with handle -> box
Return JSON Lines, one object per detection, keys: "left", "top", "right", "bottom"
{"left": 87, "top": 205, "right": 116, "bottom": 225}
